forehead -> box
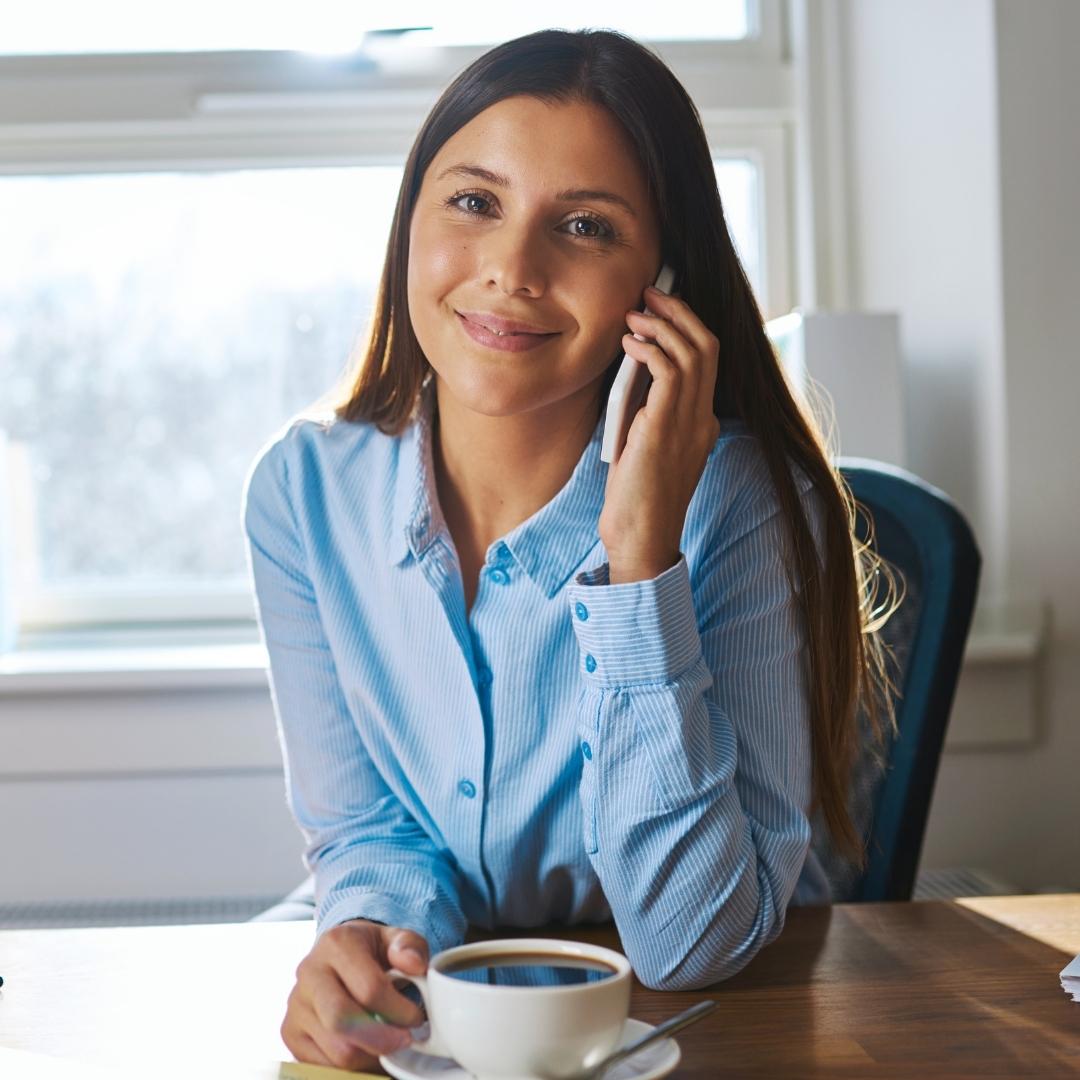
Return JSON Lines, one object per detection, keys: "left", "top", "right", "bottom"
{"left": 425, "top": 95, "right": 650, "bottom": 204}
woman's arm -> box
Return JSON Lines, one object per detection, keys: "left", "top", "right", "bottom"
{"left": 568, "top": 436, "right": 822, "bottom": 990}
{"left": 243, "top": 435, "right": 467, "bottom": 952}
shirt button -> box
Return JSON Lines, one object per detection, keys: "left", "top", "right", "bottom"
{"left": 581, "top": 741, "right": 593, "bottom": 761}
{"left": 488, "top": 566, "right": 510, "bottom": 585}
{"left": 458, "top": 779, "right": 477, "bottom": 799}
{"left": 575, "top": 601, "right": 589, "bottom": 622}
{"left": 477, "top": 665, "right": 493, "bottom": 687}
{"left": 584, "top": 654, "right": 597, "bottom": 673}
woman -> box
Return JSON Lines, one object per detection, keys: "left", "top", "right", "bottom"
{"left": 243, "top": 28, "right": 896, "bottom": 1071}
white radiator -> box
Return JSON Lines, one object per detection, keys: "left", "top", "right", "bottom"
{"left": 0, "top": 894, "right": 284, "bottom": 929}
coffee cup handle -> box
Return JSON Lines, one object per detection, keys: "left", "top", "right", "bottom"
{"left": 385, "top": 968, "right": 450, "bottom": 1059}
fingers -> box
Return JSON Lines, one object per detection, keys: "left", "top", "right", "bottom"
{"left": 291, "top": 1028, "right": 337, "bottom": 1068}
{"left": 282, "top": 991, "right": 381, "bottom": 1071}
{"left": 625, "top": 317, "right": 696, "bottom": 409}
{"left": 290, "top": 996, "right": 389, "bottom": 1070}
{"left": 644, "top": 285, "right": 721, "bottom": 362}
{"left": 620, "top": 332, "right": 681, "bottom": 441}
{"left": 626, "top": 309, "right": 697, "bottom": 379}
{"left": 326, "top": 925, "right": 428, "bottom": 1029}
{"left": 283, "top": 920, "right": 432, "bottom": 1070}
{"left": 623, "top": 291, "right": 720, "bottom": 442}
{"left": 384, "top": 926, "right": 430, "bottom": 976}
{"left": 305, "top": 959, "right": 414, "bottom": 1058}
{"left": 632, "top": 289, "right": 719, "bottom": 404}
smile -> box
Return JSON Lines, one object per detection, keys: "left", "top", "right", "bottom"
{"left": 455, "top": 311, "right": 560, "bottom": 353}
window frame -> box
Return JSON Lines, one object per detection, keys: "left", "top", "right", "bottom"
{"left": 2, "top": 0, "right": 800, "bottom": 632}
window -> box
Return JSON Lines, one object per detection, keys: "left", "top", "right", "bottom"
{"left": 1, "top": 167, "right": 400, "bottom": 623}
{"left": 0, "top": 1, "right": 794, "bottom": 631}
{"left": 2, "top": 1, "right": 750, "bottom": 55}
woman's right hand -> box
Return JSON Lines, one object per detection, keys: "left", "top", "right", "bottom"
{"left": 281, "top": 918, "right": 430, "bottom": 1071}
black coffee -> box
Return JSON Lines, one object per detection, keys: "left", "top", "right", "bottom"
{"left": 442, "top": 952, "right": 618, "bottom": 988}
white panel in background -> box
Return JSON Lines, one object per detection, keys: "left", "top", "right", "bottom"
{"left": 767, "top": 310, "right": 906, "bottom": 467}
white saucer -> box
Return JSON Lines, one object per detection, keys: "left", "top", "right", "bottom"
{"left": 379, "top": 1017, "right": 680, "bottom": 1080}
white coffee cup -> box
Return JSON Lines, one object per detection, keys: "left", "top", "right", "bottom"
{"left": 386, "top": 937, "right": 632, "bottom": 1079}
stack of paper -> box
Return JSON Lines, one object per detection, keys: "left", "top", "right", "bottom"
{"left": 1061, "top": 954, "right": 1080, "bottom": 1002}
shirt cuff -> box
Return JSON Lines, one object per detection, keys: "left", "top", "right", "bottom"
{"left": 566, "top": 554, "right": 703, "bottom": 686}
{"left": 316, "top": 891, "right": 461, "bottom": 955}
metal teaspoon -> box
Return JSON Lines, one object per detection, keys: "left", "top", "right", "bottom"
{"left": 579, "top": 999, "right": 717, "bottom": 1079}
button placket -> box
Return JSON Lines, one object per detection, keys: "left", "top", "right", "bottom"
{"left": 484, "top": 542, "right": 513, "bottom": 586}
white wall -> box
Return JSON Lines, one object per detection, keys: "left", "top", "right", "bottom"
{"left": 840, "top": 0, "right": 1007, "bottom": 592}
{"left": 840, "top": 0, "right": 1080, "bottom": 889}
{"left": 0, "top": 684, "right": 305, "bottom": 905}
{"left": 0, "top": 770, "right": 301, "bottom": 903}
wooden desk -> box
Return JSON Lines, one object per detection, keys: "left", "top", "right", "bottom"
{"left": 0, "top": 896, "right": 1077, "bottom": 1078}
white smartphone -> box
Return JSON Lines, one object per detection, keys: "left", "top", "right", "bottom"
{"left": 600, "top": 263, "right": 677, "bottom": 464}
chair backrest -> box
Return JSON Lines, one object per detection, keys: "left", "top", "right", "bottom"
{"left": 813, "top": 458, "right": 981, "bottom": 902}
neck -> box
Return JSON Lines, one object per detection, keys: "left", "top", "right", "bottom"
{"left": 432, "top": 377, "right": 603, "bottom": 550}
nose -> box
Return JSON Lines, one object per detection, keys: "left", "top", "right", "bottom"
{"left": 479, "top": 219, "right": 548, "bottom": 297}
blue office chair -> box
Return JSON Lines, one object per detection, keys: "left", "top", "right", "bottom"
{"left": 812, "top": 457, "right": 981, "bottom": 903}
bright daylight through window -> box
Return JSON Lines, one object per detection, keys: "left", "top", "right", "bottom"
{"left": 0, "top": 1, "right": 749, "bottom": 54}
{"left": 0, "top": 161, "right": 759, "bottom": 604}
{"left": 0, "top": 1, "right": 772, "bottom": 629}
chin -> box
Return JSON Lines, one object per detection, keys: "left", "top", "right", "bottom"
{"left": 438, "top": 363, "right": 568, "bottom": 419}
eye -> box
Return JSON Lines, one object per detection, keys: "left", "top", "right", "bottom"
{"left": 562, "top": 214, "right": 614, "bottom": 242}
{"left": 448, "top": 191, "right": 492, "bottom": 216}
{"left": 444, "top": 189, "right": 617, "bottom": 244}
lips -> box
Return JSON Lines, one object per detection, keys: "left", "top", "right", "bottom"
{"left": 455, "top": 311, "right": 559, "bottom": 353}
{"left": 456, "top": 310, "right": 559, "bottom": 336}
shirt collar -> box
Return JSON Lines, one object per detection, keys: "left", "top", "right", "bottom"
{"left": 388, "top": 377, "right": 607, "bottom": 599}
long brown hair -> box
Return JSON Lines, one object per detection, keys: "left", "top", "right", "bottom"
{"left": 321, "top": 29, "right": 899, "bottom": 866}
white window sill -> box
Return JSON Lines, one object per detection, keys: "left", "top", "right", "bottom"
{"left": 962, "top": 600, "right": 1044, "bottom": 665}
{"left": 0, "top": 625, "right": 269, "bottom": 695}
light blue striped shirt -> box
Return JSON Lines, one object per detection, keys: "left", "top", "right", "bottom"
{"left": 243, "top": 377, "right": 830, "bottom": 991}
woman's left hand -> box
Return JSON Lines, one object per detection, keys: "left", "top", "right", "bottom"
{"left": 598, "top": 285, "right": 722, "bottom": 584}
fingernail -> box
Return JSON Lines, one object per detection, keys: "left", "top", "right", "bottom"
{"left": 402, "top": 946, "right": 425, "bottom": 968}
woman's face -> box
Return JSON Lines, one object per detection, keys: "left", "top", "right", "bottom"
{"left": 407, "top": 94, "right": 663, "bottom": 421}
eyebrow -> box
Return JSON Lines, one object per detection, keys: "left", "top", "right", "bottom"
{"left": 434, "top": 163, "right": 638, "bottom": 219}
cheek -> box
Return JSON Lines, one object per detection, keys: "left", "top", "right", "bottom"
{"left": 408, "top": 219, "right": 468, "bottom": 306}
{"left": 583, "top": 271, "right": 656, "bottom": 374}
{"left": 587, "top": 280, "right": 639, "bottom": 351}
